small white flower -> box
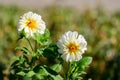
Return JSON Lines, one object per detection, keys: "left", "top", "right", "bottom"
{"left": 18, "top": 11, "right": 46, "bottom": 38}
{"left": 57, "top": 31, "right": 87, "bottom": 62}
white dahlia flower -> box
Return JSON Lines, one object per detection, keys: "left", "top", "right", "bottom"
{"left": 18, "top": 11, "right": 46, "bottom": 38}
{"left": 57, "top": 31, "right": 87, "bottom": 62}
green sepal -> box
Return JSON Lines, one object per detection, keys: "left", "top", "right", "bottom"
{"left": 17, "top": 29, "right": 26, "bottom": 41}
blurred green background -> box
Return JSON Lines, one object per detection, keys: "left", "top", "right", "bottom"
{"left": 0, "top": 3, "right": 120, "bottom": 80}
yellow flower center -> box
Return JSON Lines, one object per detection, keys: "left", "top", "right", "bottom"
{"left": 68, "top": 43, "right": 79, "bottom": 53}
{"left": 26, "top": 19, "right": 36, "bottom": 30}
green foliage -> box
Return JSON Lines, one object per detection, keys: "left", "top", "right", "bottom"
{"left": 33, "top": 65, "right": 63, "bottom": 80}
{"left": 15, "top": 46, "right": 31, "bottom": 55}
{"left": 63, "top": 57, "right": 92, "bottom": 80}
{"left": 34, "top": 29, "right": 50, "bottom": 45}
{"left": 9, "top": 25, "right": 65, "bottom": 80}
{"left": 51, "top": 64, "right": 61, "bottom": 73}
{"left": 43, "top": 43, "right": 60, "bottom": 59}
{"left": 77, "top": 57, "right": 92, "bottom": 71}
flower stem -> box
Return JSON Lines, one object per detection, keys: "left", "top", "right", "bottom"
{"left": 34, "top": 40, "right": 37, "bottom": 52}
{"left": 63, "top": 62, "right": 71, "bottom": 80}
{"left": 25, "top": 38, "right": 34, "bottom": 51}
{"left": 30, "top": 56, "right": 36, "bottom": 70}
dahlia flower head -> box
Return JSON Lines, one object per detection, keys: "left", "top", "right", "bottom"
{"left": 17, "top": 11, "right": 46, "bottom": 38}
{"left": 57, "top": 31, "right": 87, "bottom": 62}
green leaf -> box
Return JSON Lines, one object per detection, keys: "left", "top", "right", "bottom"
{"left": 15, "top": 46, "right": 31, "bottom": 55}
{"left": 11, "top": 60, "right": 19, "bottom": 67}
{"left": 77, "top": 57, "right": 92, "bottom": 70}
{"left": 17, "top": 71, "right": 26, "bottom": 76}
{"left": 51, "top": 64, "right": 61, "bottom": 73}
{"left": 50, "top": 75, "right": 63, "bottom": 80}
{"left": 43, "top": 43, "right": 60, "bottom": 60}
{"left": 19, "top": 55, "right": 29, "bottom": 64}
{"left": 78, "top": 71, "right": 86, "bottom": 75}
{"left": 76, "top": 77, "right": 83, "bottom": 80}
{"left": 10, "top": 56, "right": 20, "bottom": 66}
{"left": 44, "top": 66, "right": 58, "bottom": 75}
{"left": 33, "top": 65, "right": 49, "bottom": 79}
{"left": 35, "top": 74, "right": 44, "bottom": 80}
{"left": 26, "top": 71, "right": 35, "bottom": 77}
{"left": 34, "top": 29, "right": 50, "bottom": 45}
{"left": 37, "top": 48, "right": 45, "bottom": 56}
{"left": 34, "top": 65, "right": 62, "bottom": 79}
{"left": 34, "top": 65, "right": 49, "bottom": 75}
